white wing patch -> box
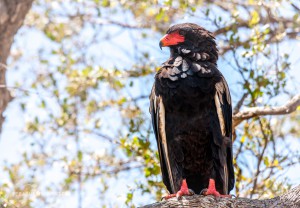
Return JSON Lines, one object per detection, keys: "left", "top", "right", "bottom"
{"left": 157, "top": 96, "right": 175, "bottom": 192}
{"left": 223, "top": 164, "right": 228, "bottom": 194}
{"left": 214, "top": 93, "right": 226, "bottom": 137}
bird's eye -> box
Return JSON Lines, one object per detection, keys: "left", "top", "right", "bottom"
{"left": 179, "top": 30, "right": 186, "bottom": 36}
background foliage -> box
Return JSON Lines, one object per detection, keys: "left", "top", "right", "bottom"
{"left": 0, "top": 0, "right": 300, "bottom": 207}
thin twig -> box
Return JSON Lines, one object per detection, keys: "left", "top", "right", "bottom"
{"left": 250, "top": 118, "right": 269, "bottom": 198}
{"left": 233, "top": 93, "right": 249, "bottom": 114}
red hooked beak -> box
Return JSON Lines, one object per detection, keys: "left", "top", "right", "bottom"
{"left": 159, "top": 32, "right": 185, "bottom": 49}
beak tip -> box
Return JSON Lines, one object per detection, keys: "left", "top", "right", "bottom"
{"left": 159, "top": 41, "right": 163, "bottom": 50}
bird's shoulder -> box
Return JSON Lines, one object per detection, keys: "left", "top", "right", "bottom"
{"left": 156, "top": 55, "right": 220, "bottom": 82}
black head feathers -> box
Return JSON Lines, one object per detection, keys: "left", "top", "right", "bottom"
{"left": 160, "top": 23, "right": 218, "bottom": 63}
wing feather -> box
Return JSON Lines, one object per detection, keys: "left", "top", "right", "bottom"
{"left": 214, "top": 75, "right": 235, "bottom": 193}
{"left": 150, "top": 87, "right": 176, "bottom": 193}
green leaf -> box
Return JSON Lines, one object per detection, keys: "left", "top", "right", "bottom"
{"left": 240, "top": 136, "right": 246, "bottom": 143}
{"left": 249, "top": 11, "right": 260, "bottom": 26}
{"left": 264, "top": 157, "right": 269, "bottom": 167}
{"left": 125, "top": 192, "right": 133, "bottom": 205}
{"left": 77, "top": 151, "right": 83, "bottom": 162}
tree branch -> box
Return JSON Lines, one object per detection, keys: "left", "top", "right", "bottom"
{"left": 0, "top": 0, "right": 34, "bottom": 132}
{"left": 140, "top": 185, "right": 300, "bottom": 208}
{"left": 233, "top": 94, "right": 300, "bottom": 128}
{"left": 233, "top": 92, "right": 249, "bottom": 114}
{"left": 291, "top": 3, "right": 300, "bottom": 12}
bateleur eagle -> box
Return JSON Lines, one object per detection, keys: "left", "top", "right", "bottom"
{"left": 149, "top": 23, "right": 235, "bottom": 199}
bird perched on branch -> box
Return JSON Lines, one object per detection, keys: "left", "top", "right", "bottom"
{"left": 149, "top": 23, "right": 235, "bottom": 199}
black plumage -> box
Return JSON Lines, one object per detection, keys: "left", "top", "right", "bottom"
{"left": 149, "top": 23, "right": 234, "bottom": 196}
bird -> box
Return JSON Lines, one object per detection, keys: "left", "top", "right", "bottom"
{"left": 149, "top": 23, "right": 235, "bottom": 199}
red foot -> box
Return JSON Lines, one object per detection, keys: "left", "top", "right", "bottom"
{"left": 202, "top": 179, "right": 231, "bottom": 198}
{"left": 164, "top": 179, "right": 193, "bottom": 200}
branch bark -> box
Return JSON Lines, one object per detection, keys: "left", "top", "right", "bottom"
{"left": 233, "top": 94, "right": 300, "bottom": 128}
{"left": 0, "top": 0, "right": 34, "bottom": 132}
{"left": 140, "top": 185, "right": 300, "bottom": 208}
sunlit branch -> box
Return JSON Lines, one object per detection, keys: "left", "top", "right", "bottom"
{"left": 233, "top": 94, "right": 300, "bottom": 128}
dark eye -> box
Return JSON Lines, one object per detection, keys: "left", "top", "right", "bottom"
{"left": 179, "top": 30, "right": 186, "bottom": 36}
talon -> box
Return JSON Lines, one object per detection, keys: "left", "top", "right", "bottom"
{"left": 176, "top": 190, "right": 183, "bottom": 200}
{"left": 161, "top": 196, "right": 167, "bottom": 201}
{"left": 162, "top": 193, "right": 177, "bottom": 200}
{"left": 163, "top": 179, "right": 194, "bottom": 200}
{"left": 188, "top": 189, "right": 195, "bottom": 195}
{"left": 200, "top": 188, "right": 208, "bottom": 195}
{"left": 201, "top": 179, "right": 232, "bottom": 198}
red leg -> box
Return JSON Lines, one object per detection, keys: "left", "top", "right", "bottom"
{"left": 163, "top": 179, "right": 194, "bottom": 200}
{"left": 202, "top": 179, "right": 231, "bottom": 198}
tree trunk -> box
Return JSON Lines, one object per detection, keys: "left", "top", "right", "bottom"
{"left": 140, "top": 185, "right": 300, "bottom": 208}
{"left": 0, "top": 0, "right": 34, "bottom": 132}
